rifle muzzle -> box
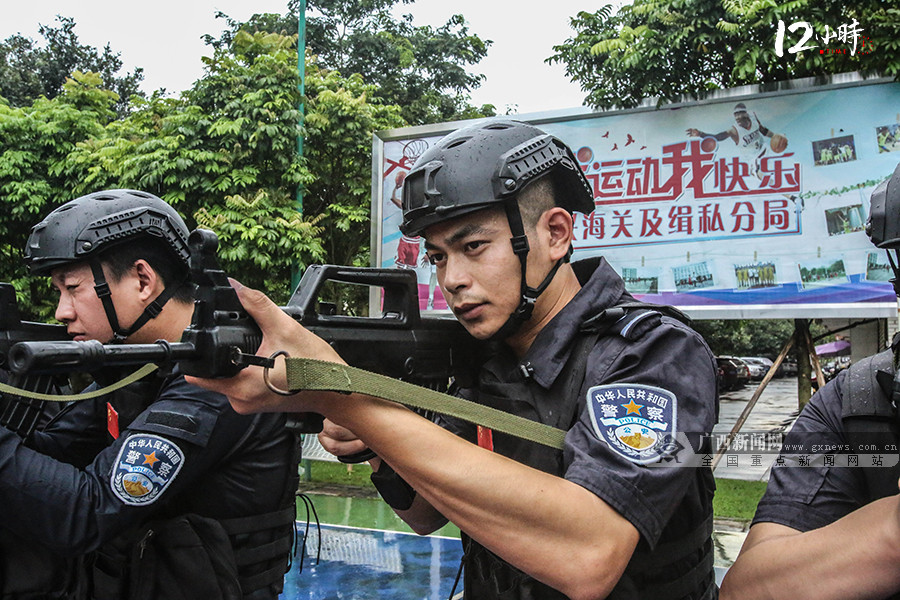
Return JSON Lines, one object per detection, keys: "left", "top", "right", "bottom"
{"left": 9, "top": 340, "right": 196, "bottom": 375}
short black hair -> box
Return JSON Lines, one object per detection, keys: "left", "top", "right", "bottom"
{"left": 517, "top": 176, "right": 576, "bottom": 260}
{"left": 517, "top": 177, "right": 557, "bottom": 230}
{"left": 99, "top": 237, "right": 195, "bottom": 304}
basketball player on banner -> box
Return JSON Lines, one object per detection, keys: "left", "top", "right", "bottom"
{"left": 686, "top": 102, "right": 800, "bottom": 212}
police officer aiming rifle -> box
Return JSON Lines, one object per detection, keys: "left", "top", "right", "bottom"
{"left": 0, "top": 190, "right": 299, "bottom": 599}
{"left": 189, "top": 119, "right": 720, "bottom": 600}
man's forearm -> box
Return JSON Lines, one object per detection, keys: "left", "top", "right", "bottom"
{"left": 329, "top": 393, "right": 638, "bottom": 600}
{"left": 393, "top": 493, "right": 448, "bottom": 535}
{"left": 721, "top": 497, "right": 900, "bottom": 600}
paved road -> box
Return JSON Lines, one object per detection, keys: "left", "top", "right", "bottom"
{"left": 710, "top": 376, "right": 805, "bottom": 568}
{"left": 712, "top": 376, "right": 803, "bottom": 481}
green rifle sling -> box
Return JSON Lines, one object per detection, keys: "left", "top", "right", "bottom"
{"left": 1, "top": 358, "right": 569, "bottom": 449}
{"left": 283, "top": 358, "right": 567, "bottom": 450}
{"left": 0, "top": 364, "right": 159, "bottom": 402}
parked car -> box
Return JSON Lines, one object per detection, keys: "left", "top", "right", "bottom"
{"left": 739, "top": 357, "right": 768, "bottom": 380}
{"left": 716, "top": 356, "right": 751, "bottom": 391}
{"left": 781, "top": 360, "right": 798, "bottom": 376}
{"left": 760, "top": 356, "right": 785, "bottom": 378}
{"left": 810, "top": 357, "right": 851, "bottom": 389}
{"left": 741, "top": 356, "right": 782, "bottom": 379}
{"left": 729, "top": 357, "right": 753, "bottom": 387}
{"left": 715, "top": 357, "right": 736, "bottom": 392}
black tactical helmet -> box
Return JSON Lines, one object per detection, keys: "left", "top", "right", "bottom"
{"left": 867, "top": 162, "right": 900, "bottom": 298}
{"left": 401, "top": 119, "right": 595, "bottom": 340}
{"left": 25, "top": 189, "right": 191, "bottom": 342}
{"left": 867, "top": 162, "right": 900, "bottom": 249}
{"left": 25, "top": 189, "right": 190, "bottom": 275}
{"left": 400, "top": 119, "right": 595, "bottom": 237}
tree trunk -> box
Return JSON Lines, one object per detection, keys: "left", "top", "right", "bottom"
{"left": 795, "top": 319, "right": 812, "bottom": 408}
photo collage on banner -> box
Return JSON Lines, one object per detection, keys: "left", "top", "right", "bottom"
{"left": 374, "top": 77, "right": 900, "bottom": 319}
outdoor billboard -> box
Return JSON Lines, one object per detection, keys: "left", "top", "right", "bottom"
{"left": 371, "top": 74, "right": 900, "bottom": 319}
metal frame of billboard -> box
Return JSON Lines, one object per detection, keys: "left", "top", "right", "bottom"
{"left": 371, "top": 72, "right": 900, "bottom": 320}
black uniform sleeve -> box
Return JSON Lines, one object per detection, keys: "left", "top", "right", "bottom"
{"left": 434, "top": 385, "right": 477, "bottom": 443}
{"left": 28, "top": 397, "right": 109, "bottom": 467}
{"left": 0, "top": 376, "right": 258, "bottom": 555}
{"left": 752, "top": 372, "right": 869, "bottom": 531}
{"left": 563, "top": 318, "right": 718, "bottom": 549}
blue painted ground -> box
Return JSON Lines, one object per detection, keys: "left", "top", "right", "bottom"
{"left": 280, "top": 523, "right": 464, "bottom": 600}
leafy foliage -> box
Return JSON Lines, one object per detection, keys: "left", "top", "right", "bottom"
{"left": 0, "top": 72, "right": 117, "bottom": 318}
{"left": 1, "top": 1, "right": 490, "bottom": 317}
{"left": 0, "top": 27, "right": 404, "bottom": 316}
{"left": 207, "top": 0, "right": 495, "bottom": 124}
{"left": 692, "top": 318, "right": 829, "bottom": 360}
{"left": 193, "top": 190, "right": 325, "bottom": 295}
{"left": 61, "top": 30, "right": 393, "bottom": 305}
{"left": 549, "top": 1, "right": 900, "bottom": 109}
{"left": 303, "top": 64, "right": 404, "bottom": 268}
{"left": 0, "top": 16, "right": 144, "bottom": 117}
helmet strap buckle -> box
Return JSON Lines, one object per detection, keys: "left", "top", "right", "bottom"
{"left": 144, "top": 299, "right": 164, "bottom": 319}
{"left": 514, "top": 295, "right": 537, "bottom": 318}
{"left": 93, "top": 280, "right": 112, "bottom": 299}
{"left": 510, "top": 234, "right": 530, "bottom": 256}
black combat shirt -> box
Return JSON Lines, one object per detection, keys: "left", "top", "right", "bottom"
{"left": 443, "top": 257, "right": 719, "bottom": 551}
{"left": 753, "top": 371, "right": 871, "bottom": 531}
{"left": 0, "top": 371, "right": 296, "bottom": 557}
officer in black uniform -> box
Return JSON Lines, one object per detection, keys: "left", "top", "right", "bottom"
{"left": 721, "top": 162, "right": 900, "bottom": 600}
{"left": 0, "top": 190, "right": 299, "bottom": 599}
{"left": 189, "top": 119, "right": 720, "bottom": 600}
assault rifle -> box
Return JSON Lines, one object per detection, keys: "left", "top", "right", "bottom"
{"left": 0, "top": 284, "right": 70, "bottom": 438}
{"left": 8, "top": 229, "right": 477, "bottom": 433}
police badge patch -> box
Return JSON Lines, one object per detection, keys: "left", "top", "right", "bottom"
{"left": 111, "top": 433, "right": 185, "bottom": 506}
{"left": 586, "top": 383, "right": 677, "bottom": 464}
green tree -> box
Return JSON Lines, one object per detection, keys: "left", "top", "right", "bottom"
{"left": 58, "top": 30, "right": 402, "bottom": 307}
{"left": 0, "top": 16, "right": 144, "bottom": 117}
{"left": 58, "top": 31, "right": 329, "bottom": 304}
{"left": 0, "top": 72, "right": 118, "bottom": 318}
{"left": 692, "top": 318, "right": 827, "bottom": 361}
{"left": 1, "top": 25, "right": 407, "bottom": 315}
{"left": 302, "top": 62, "right": 405, "bottom": 269}
{"left": 549, "top": 1, "right": 900, "bottom": 109}
{"left": 207, "top": 0, "right": 495, "bottom": 124}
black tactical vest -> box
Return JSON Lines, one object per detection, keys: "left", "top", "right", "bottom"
{"left": 838, "top": 347, "right": 900, "bottom": 600}
{"left": 841, "top": 347, "right": 900, "bottom": 504}
{"left": 87, "top": 372, "right": 300, "bottom": 600}
{"left": 88, "top": 505, "right": 297, "bottom": 600}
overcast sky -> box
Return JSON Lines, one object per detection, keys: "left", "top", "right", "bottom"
{"left": 1, "top": 0, "right": 599, "bottom": 116}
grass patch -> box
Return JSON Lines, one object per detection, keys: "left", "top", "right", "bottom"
{"left": 714, "top": 478, "right": 767, "bottom": 521}
{"left": 303, "top": 463, "right": 767, "bottom": 524}
{"left": 302, "top": 460, "right": 375, "bottom": 488}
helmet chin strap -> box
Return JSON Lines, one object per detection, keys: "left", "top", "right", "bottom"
{"left": 89, "top": 261, "right": 184, "bottom": 344}
{"left": 487, "top": 200, "right": 566, "bottom": 342}
{"left": 887, "top": 249, "right": 900, "bottom": 298}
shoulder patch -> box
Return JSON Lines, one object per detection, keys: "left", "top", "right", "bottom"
{"left": 111, "top": 433, "right": 185, "bottom": 506}
{"left": 586, "top": 383, "right": 677, "bottom": 464}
